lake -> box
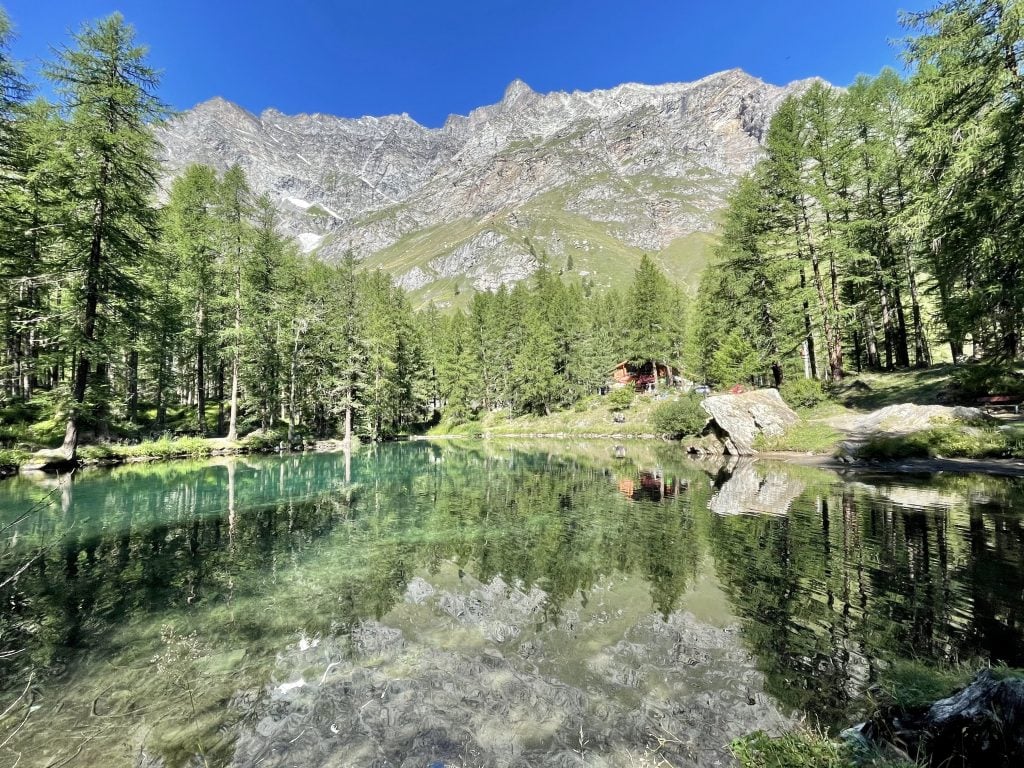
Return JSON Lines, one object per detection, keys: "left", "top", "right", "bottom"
{"left": 1, "top": 441, "right": 1022, "bottom": 767}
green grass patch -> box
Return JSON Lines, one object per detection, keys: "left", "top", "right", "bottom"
{"left": 874, "top": 660, "right": 974, "bottom": 711}
{"left": 732, "top": 728, "right": 918, "bottom": 768}
{"left": 835, "top": 367, "right": 955, "bottom": 410}
{"left": 754, "top": 421, "right": 843, "bottom": 454}
{"left": 856, "top": 423, "right": 1009, "bottom": 460}
{"left": 77, "top": 436, "right": 219, "bottom": 462}
{"left": 731, "top": 729, "right": 855, "bottom": 768}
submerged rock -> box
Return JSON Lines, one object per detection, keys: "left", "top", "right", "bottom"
{"left": 694, "top": 389, "right": 799, "bottom": 455}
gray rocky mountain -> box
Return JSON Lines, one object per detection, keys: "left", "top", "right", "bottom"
{"left": 155, "top": 69, "right": 820, "bottom": 305}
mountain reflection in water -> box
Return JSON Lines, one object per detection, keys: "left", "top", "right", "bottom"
{"left": 0, "top": 441, "right": 1022, "bottom": 767}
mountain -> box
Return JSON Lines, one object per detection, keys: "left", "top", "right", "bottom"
{"left": 155, "top": 69, "right": 820, "bottom": 306}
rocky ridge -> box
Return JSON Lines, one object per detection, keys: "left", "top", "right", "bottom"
{"left": 156, "top": 70, "right": 822, "bottom": 304}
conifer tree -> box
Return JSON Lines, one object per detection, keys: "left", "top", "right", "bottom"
{"left": 44, "top": 13, "right": 166, "bottom": 456}
{"left": 164, "top": 164, "right": 220, "bottom": 434}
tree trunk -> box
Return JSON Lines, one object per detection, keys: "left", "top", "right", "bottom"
{"left": 799, "top": 202, "right": 842, "bottom": 380}
{"left": 196, "top": 302, "right": 206, "bottom": 436}
{"left": 905, "top": 251, "right": 931, "bottom": 367}
{"left": 344, "top": 385, "right": 353, "bottom": 447}
{"left": 62, "top": 189, "right": 106, "bottom": 459}
{"left": 800, "top": 268, "right": 818, "bottom": 380}
{"left": 127, "top": 348, "right": 139, "bottom": 422}
{"left": 892, "top": 282, "right": 911, "bottom": 368}
{"left": 227, "top": 256, "right": 242, "bottom": 441}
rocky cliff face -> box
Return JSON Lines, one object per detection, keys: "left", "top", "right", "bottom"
{"left": 156, "top": 69, "right": 820, "bottom": 305}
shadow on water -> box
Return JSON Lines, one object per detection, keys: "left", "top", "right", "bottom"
{"left": 0, "top": 441, "right": 1022, "bottom": 766}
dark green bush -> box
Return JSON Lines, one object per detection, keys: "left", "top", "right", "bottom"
{"left": 948, "top": 362, "right": 1024, "bottom": 399}
{"left": 651, "top": 395, "right": 707, "bottom": 438}
{"left": 780, "top": 377, "right": 827, "bottom": 409}
{"left": 606, "top": 387, "right": 635, "bottom": 411}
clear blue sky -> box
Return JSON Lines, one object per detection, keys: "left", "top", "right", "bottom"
{"left": 3, "top": 0, "right": 930, "bottom": 127}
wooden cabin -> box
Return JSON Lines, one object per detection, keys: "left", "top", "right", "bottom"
{"left": 611, "top": 360, "right": 671, "bottom": 391}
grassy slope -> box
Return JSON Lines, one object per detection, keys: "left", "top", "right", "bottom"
{"left": 348, "top": 166, "right": 722, "bottom": 309}
{"left": 428, "top": 394, "right": 666, "bottom": 438}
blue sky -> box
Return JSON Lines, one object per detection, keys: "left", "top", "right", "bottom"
{"left": 3, "top": 1, "right": 929, "bottom": 127}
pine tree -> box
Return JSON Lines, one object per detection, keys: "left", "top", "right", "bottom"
{"left": 44, "top": 13, "right": 167, "bottom": 456}
{"left": 625, "top": 255, "right": 674, "bottom": 385}
{"left": 164, "top": 164, "right": 220, "bottom": 434}
{"left": 241, "top": 195, "right": 286, "bottom": 430}
{"left": 903, "top": 0, "right": 1024, "bottom": 359}
{"left": 218, "top": 165, "right": 252, "bottom": 441}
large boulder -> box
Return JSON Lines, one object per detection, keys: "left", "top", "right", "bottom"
{"left": 850, "top": 403, "right": 987, "bottom": 434}
{"left": 698, "top": 389, "right": 799, "bottom": 455}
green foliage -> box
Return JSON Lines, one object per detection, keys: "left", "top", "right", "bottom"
{"left": 709, "top": 331, "right": 763, "bottom": 386}
{"left": 753, "top": 421, "right": 842, "bottom": 454}
{"left": 876, "top": 660, "right": 973, "bottom": 711}
{"left": 240, "top": 427, "right": 288, "bottom": 453}
{"left": 780, "top": 378, "right": 828, "bottom": 409}
{"left": 606, "top": 386, "right": 635, "bottom": 411}
{"left": 730, "top": 729, "right": 853, "bottom": 768}
{"left": 857, "top": 422, "right": 1009, "bottom": 460}
{"left": 650, "top": 395, "right": 707, "bottom": 438}
{"left": 947, "top": 363, "right": 1024, "bottom": 399}
{"left": 77, "top": 436, "right": 214, "bottom": 461}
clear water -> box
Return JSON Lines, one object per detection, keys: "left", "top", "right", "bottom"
{"left": 0, "top": 441, "right": 1022, "bottom": 767}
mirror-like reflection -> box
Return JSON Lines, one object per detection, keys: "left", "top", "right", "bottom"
{"left": 0, "top": 442, "right": 1022, "bottom": 767}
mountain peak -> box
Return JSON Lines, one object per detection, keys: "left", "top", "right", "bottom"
{"left": 502, "top": 78, "right": 535, "bottom": 103}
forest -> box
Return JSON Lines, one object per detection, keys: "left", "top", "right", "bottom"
{"left": 1, "top": 0, "right": 1022, "bottom": 460}
{"left": 694, "top": 1, "right": 1024, "bottom": 387}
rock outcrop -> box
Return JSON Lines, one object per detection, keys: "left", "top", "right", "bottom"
{"left": 849, "top": 403, "right": 987, "bottom": 434}
{"left": 695, "top": 388, "right": 799, "bottom": 455}
{"left": 156, "top": 70, "right": 823, "bottom": 302}
{"left": 850, "top": 669, "right": 1024, "bottom": 767}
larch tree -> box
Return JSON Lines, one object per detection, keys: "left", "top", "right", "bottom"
{"left": 44, "top": 13, "right": 167, "bottom": 457}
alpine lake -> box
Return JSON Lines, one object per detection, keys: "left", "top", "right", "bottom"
{"left": 1, "top": 440, "right": 1022, "bottom": 768}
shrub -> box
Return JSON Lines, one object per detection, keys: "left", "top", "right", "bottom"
{"left": 948, "top": 362, "right": 1024, "bottom": 399}
{"left": 651, "top": 395, "right": 707, "bottom": 438}
{"left": 780, "top": 377, "right": 827, "bottom": 409}
{"left": 857, "top": 423, "right": 1008, "bottom": 460}
{"left": 241, "top": 428, "right": 288, "bottom": 452}
{"left": 606, "top": 387, "right": 634, "bottom": 411}
{"left": 573, "top": 395, "right": 596, "bottom": 413}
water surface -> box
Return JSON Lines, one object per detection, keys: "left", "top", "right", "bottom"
{"left": 0, "top": 442, "right": 1022, "bottom": 767}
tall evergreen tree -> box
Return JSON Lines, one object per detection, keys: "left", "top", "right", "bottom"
{"left": 44, "top": 13, "right": 167, "bottom": 456}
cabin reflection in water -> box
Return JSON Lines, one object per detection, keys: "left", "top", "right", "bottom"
{"left": 617, "top": 469, "right": 687, "bottom": 502}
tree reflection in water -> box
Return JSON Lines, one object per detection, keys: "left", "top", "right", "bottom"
{"left": 0, "top": 444, "right": 1021, "bottom": 766}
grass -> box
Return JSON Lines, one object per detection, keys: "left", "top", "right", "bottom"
{"left": 427, "top": 391, "right": 670, "bottom": 438}
{"left": 873, "top": 660, "right": 974, "bottom": 711}
{"left": 77, "top": 436, "right": 228, "bottom": 462}
{"left": 856, "top": 422, "right": 1017, "bottom": 461}
{"left": 731, "top": 728, "right": 918, "bottom": 768}
{"left": 833, "top": 366, "right": 955, "bottom": 410}
{"left": 732, "top": 663, "right": 1024, "bottom": 768}
{"left": 754, "top": 421, "right": 843, "bottom": 454}
{"left": 731, "top": 729, "right": 849, "bottom": 768}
